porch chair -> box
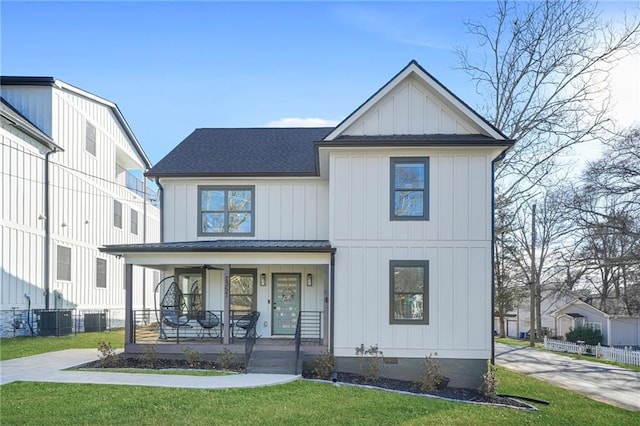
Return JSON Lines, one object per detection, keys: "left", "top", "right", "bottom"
{"left": 232, "top": 311, "right": 260, "bottom": 341}
{"left": 159, "top": 282, "right": 190, "bottom": 337}
{"left": 197, "top": 311, "right": 221, "bottom": 339}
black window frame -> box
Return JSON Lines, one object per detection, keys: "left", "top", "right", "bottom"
{"left": 56, "top": 245, "right": 72, "bottom": 281}
{"left": 198, "top": 185, "right": 255, "bottom": 236}
{"left": 389, "top": 260, "right": 429, "bottom": 325}
{"left": 86, "top": 121, "right": 96, "bottom": 156}
{"left": 114, "top": 200, "right": 122, "bottom": 229}
{"left": 390, "top": 157, "right": 429, "bottom": 220}
{"left": 96, "top": 258, "right": 107, "bottom": 288}
{"left": 130, "top": 209, "right": 138, "bottom": 235}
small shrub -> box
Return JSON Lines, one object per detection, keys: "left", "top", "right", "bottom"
{"left": 216, "top": 348, "right": 236, "bottom": 371}
{"left": 182, "top": 347, "right": 201, "bottom": 368}
{"left": 355, "top": 344, "right": 384, "bottom": 382}
{"left": 566, "top": 327, "right": 602, "bottom": 346}
{"left": 141, "top": 344, "right": 158, "bottom": 368}
{"left": 308, "top": 351, "right": 334, "bottom": 379}
{"left": 420, "top": 354, "right": 445, "bottom": 392}
{"left": 479, "top": 361, "right": 499, "bottom": 397}
{"left": 97, "top": 340, "right": 115, "bottom": 367}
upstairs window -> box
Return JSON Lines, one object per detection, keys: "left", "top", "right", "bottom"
{"left": 390, "top": 157, "right": 429, "bottom": 220}
{"left": 198, "top": 186, "right": 255, "bottom": 236}
{"left": 114, "top": 200, "right": 122, "bottom": 229}
{"left": 131, "top": 209, "right": 138, "bottom": 235}
{"left": 86, "top": 121, "right": 96, "bottom": 156}
{"left": 389, "top": 260, "right": 429, "bottom": 324}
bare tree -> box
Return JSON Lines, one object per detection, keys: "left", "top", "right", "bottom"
{"left": 510, "top": 188, "right": 574, "bottom": 337}
{"left": 582, "top": 126, "right": 640, "bottom": 230}
{"left": 457, "top": 0, "right": 640, "bottom": 204}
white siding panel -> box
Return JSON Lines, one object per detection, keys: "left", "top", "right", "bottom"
{"left": 469, "top": 156, "right": 488, "bottom": 240}
{"left": 364, "top": 110, "right": 380, "bottom": 135}
{"left": 469, "top": 247, "right": 489, "bottom": 349}
{"left": 453, "top": 156, "right": 469, "bottom": 240}
{"left": 409, "top": 84, "right": 426, "bottom": 134}
{"left": 365, "top": 157, "right": 381, "bottom": 239}
{"left": 304, "top": 185, "right": 317, "bottom": 238}
{"left": 280, "top": 185, "right": 293, "bottom": 239}
{"left": 0, "top": 87, "right": 53, "bottom": 136}
{"left": 453, "top": 247, "right": 469, "bottom": 349}
{"left": 292, "top": 185, "right": 305, "bottom": 238}
{"left": 437, "top": 247, "right": 454, "bottom": 349}
{"left": 333, "top": 158, "right": 351, "bottom": 240}
{"left": 437, "top": 156, "right": 454, "bottom": 240}
{"left": 350, "top": 157, "right": 365, "bottom": 240}
{"left": 341, "top": 76, "right": 486, "bottom": 137}
{"left": 379, "top": 98, "right": 394, "bottom": 135}
{"left": 394, "top": 85, "right": 410, "bottom": 133}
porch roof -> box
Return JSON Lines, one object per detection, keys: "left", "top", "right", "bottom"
{"left": 101, "top": 240, "right": 335, "bottom": 255}
{"left": 566, "top": 313, "right": 585, "bottom": 318}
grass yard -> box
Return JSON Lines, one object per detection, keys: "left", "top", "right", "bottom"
{"left": 0, "top": 330, "right": 125, "bottom": 361}
{"left": 1, "top": 368, "right": 636, "bottom": 425}
{"left": 1, "top": 334, "right": 637, "bottom": 424}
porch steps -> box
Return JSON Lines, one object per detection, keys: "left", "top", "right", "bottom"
{"left": 247, "top": 349, "right": 301, "bottom": 374}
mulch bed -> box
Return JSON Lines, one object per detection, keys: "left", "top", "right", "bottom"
{"left": 80, "top": 354, "right": 533, "bottom": 409}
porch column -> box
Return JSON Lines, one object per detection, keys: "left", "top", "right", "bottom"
{"left": 124, "top": 263, "right": 133, "bottom": 344}
{"left": 223, "top": 264, "right": 230, "bottom": 344}
{"left": 323, "top": 264, "right": 329, "bottom": 347}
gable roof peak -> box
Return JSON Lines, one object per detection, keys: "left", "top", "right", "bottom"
{"left": 324, "top": 60, "right": 508, "bottom": 142}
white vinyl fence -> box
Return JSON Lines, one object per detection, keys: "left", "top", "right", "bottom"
{"left": 544, "top": 337, "right": 640, "bottom": 366}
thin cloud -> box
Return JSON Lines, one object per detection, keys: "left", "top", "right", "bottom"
{"left": 333, "top": 4, "right": 453, "bottom": 51}
{"left": 265, "top": 118, "right": 339, "bottom": 128}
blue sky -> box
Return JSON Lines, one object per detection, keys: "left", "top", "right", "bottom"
{"left": 2, "top": 1, "right": 638, "bottom": 165}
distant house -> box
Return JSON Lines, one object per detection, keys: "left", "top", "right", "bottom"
{"left": 552, "top": 299, "right": 640, "bottom": 347}
{"left": 102, "top": 60, "right": 513, "bottom": 388}
{"left": 0, "top": 77, "right": 160, "bottom": 337}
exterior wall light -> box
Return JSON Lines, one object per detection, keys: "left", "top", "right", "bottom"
{"left": 306, "top": 273, "right": 313, "bottom": 287}
{"left": 260, "top": 273, "right": 266, "bottom": 286}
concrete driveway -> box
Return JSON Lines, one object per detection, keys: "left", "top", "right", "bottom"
{"left": 495, "top": 343, "right": 640, "bottom": 411}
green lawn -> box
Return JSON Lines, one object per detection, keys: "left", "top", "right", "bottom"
{"left": 495, "top": 337, "right": 544, "bottom": 349}
{"left": 1, "top": 333, "right": 637, "bottom": 424}
{"left": 1, "top": 368, "right": 636, "bottom": 425}
{"left": 0, "top": 330, "right": 125, "bottom": 361}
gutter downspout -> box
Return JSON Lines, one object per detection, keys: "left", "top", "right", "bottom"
{"left": 142, "top": 173, "right": 148, "bottom": 313}
{"left": 44, "top": 149, "right": 59, "bottom": 310}
{"left": 330, "top": 251, "right": 335, "bottom": 354}
{"left": 491, "top": 150, "right": 507, "bottom": 365}
{"left": 154, "top": 177, "right": 164, "bottom": 242}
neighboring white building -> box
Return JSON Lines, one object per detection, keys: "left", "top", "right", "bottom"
{"left": 103, "top": 61, "right": 513, "bottom": 388}
{"left": 1, "top": 77, "right": 160, "bottom": 337}
{"left": 552, "top": 299, "right": 640, "bottom": 347}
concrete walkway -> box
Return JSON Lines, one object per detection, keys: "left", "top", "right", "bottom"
{"left": 495, "top": 343, "right": 640, "bottom": 411}
{"left": 0, "top": 349, "right": 299, "bottom": 389}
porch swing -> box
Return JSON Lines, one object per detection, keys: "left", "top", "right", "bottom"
{"left": 153, "top": 277, "right": 191, "bottom": 338}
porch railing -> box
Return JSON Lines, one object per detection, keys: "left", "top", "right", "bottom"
{"left": 294, "top": 311, "right": 323, "bottom": 374}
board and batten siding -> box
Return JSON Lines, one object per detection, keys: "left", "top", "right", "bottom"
{"left": 162, "top": 179, "right": 329, "bottom": 242}
{"left": 1, "top": 84, "right": 160, "bottom": 318}
{"left": 1, "top": 121, "right": 49, "bottom": 309}
{"left": 342, "top": 75, "right": 483, "bottom": 136}
{"left": 329, "top": 150, "right": 493, "bottom": 359}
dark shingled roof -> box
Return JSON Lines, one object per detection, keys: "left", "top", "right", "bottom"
{"left": 146, "top": 127, "right": 333, "bottom": 177}
{"left": 101, "top": 240, "right": 335, "bottom": 254}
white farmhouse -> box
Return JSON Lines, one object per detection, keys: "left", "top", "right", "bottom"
{"left": 102, "top": 61, "right": 513, "bottom": 387}
{"left": 1, "top": 77, "right": 160, "bottom": 337}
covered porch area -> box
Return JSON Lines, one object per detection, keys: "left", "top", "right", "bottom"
{"left": 101, "top": 240, "right": 335, "bottom": 369}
